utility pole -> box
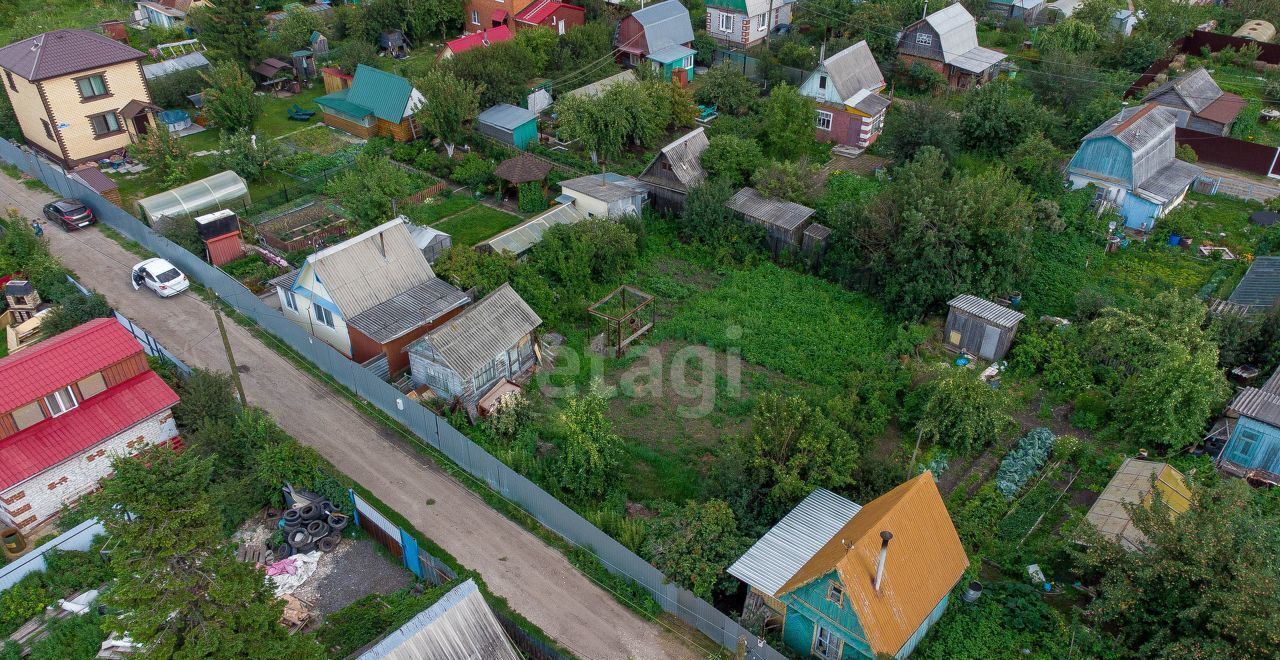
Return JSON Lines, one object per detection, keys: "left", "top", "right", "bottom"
{"left": 212, "top": 298, "right": 248, "bottom": 405}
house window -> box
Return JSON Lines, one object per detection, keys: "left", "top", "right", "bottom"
{"left": 473, "top": 357, "right": 502, "bottom": 392}
{"left": 283, "top": 290, "right": 298, "bottom": 312}
{"left": 5, "top": 70, "right": 15, "bottom": 92}
{"left": 44, "top": 386, "right": 78, "bottom": 417}
{"left": 471, "top": 9, "right": 480, "bottom": 24}
{"left": 89, "top": 111, "right": 121, "bottom": 137}
{"left": 818, "top": 75, "right": 827, "bottom": 90}
{"left": 755, "top": 13, "right": 767, "bottom": 30}
{"left": 313, "top": 304, "right": 334, "bottom": 328}
{"left": 816, "top": 110, "right": 833, "bottom": 131}
{"left": 1237, "top": 429, "right": 1261, "bottom": 460}
{"left": 813, "top": 623, "right": 842, "bottom": 660}
{"left": 11, "top": 401, "right": 45, "bottom": 430}
{"left": 825, "top": 581, "right": 844, "bottom": 606}
{"left": 915, "top": 32, "right": 933, "bottom": 46}
{"left": 719, "top": 13, "right": 734, "bottom": 31}
{"left": 76, "top": 74, "right": 108, "bottom": 100}
{"left": 77, "top": 372, "right": 107, "bottom": 399}
{"left": 40, "top": 118, "right": 54, "bottom": 141}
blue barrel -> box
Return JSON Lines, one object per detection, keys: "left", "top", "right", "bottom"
{"left": 1168, "top": 233, "right": 1181, "bottom": 246}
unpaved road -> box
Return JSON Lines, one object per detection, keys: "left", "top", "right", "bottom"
{"left": 0, "top": 174, "right": 703, "bottom": 660}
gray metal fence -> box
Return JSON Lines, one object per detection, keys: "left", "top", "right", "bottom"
{"left": 0, "top": 140, "right": 785, "bottom": 660}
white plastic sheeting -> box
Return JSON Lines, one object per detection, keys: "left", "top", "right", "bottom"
{"left": 136, "top": 170, "right": 249, "bottom": 222}
{"left": 357, "top": 579, "right": 520, "bottom": 660}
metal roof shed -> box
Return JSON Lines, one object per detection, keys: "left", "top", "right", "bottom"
{"left": 943, "top": 294, "right": 1025, "bottom": 361}
{"left": 135, "top": 170, "right": 249, "bottom": 223}
{"left": 726, "top": 187, "right": 815, "bottom": 255}
{"left": 477, "top": 104, "right": 539, "bottom": 150}
{"left": 1228, "top": 256, "right": 1280, "bottom": 311}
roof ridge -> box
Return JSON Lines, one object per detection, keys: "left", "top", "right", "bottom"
{"left": 1111, "top": 103, "right": 1158, "bottom": 136}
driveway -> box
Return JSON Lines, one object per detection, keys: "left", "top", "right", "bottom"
{"left": 0, "top": 175, "right": 703, "bottom": 660}
{"left": 1196, "top": 163, "right": 1280, "bottom": 202}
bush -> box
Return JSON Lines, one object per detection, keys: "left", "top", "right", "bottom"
{"left": 0, "top": 573, "right": 50, "bottom": 635}
{"left": 995, "top": 428, "right": 1056, "bottom": 498}
{"left": 29, "top": 610, "right": 105, "bottom": 660}
{"left": 318, "top": 585, "right": 452, "bottom": 658}
{"left": 1175, "top": 143, "right": 1198, "bottom": 163}
{"left": 452, "top": 153, "right": 495, "bottom": 189}
{"left": 517, "top": 181, "right": 547, "bottom": 213}
{"left": 42, "top": 550, "right": 114, "bottom": 596}
{"left": 1070, "top": 390, "right": 1108, "bottom": 430}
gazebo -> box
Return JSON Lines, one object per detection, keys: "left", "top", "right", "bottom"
{"left": 494, "top": 152, "right": 553, "bottom": 203}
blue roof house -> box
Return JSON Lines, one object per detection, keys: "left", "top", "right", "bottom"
{"left": 1219, "top": 367, "right": 1280, "bottom": 484}
{"left": 1067, "top": 103, "right": 1202, "bottom": 232}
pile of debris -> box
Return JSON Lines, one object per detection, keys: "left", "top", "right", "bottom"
{"left": 278, "top": 497, "right": 349, "bottom": 559}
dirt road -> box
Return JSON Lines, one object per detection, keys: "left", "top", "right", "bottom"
{"left": 0, "top": 175, "right": 703, "bottom": 660}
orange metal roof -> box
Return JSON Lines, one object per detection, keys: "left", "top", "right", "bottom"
{"left": 777, "top": 473, "right": 969, "bottom": 657}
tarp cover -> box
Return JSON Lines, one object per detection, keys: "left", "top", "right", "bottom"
{"left": 136, "top": 170, "right": 249, "bottom": 221}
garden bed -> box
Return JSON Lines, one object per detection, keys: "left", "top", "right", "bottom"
{"left": 256, "top": 201, "right": 351, "bottom": 253}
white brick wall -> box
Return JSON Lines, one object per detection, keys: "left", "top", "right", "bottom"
{"left": 0, "top": 409, "right": 177, "bottom": 529}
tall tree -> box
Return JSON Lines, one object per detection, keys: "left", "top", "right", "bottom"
{"left": 736, "top": 393, "right": 859, "bottom": 509}
{"left": 916, "top": 367, "right": 1015, "bottom": 454}
{"left": 760, "top": 83, "right": 817, "bottom": 161}
{"left": 97, "top": 448, "right": 323, "bottom": 658}
{"left": 201, "top": 62, "right": 262, "bottom": 134}
{"left": 557, "top": 383, "right": 622, "bottom": 500}
{"left": 414, "top": 67, "right": 479, "bottom": 157}
{"left": 190, "top": 0, "right": 265, "bottom": 69}
{"left": 643, "top": 500, "right": 745, "bottom": 600}
{"left": 404, "top": 0, "right": 459, "bottom": 42}
{"left": 272, "top": 4, "right": 323, "bottom": 52}
{"left": 1079, "top": 479, "right": 1280, "bottom": 657}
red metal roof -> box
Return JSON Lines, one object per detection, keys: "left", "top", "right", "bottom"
{"left": 0, "top": 318, "right": 143, "bottom": 413}
{"left": 444, "top": 26, "right": 513, "bottom": 55}
{"left": 516, "top": 0, "right": 584, "bottom": 24}
{"left": 492, "top": 9, "right": 508, "bottom": 21}
{"left": 0, "top": 370, "right": 179, "bottom": 490}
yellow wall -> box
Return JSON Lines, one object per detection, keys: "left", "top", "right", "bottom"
{"left": 41, "top": 60, "right": 152, "bottom": 164}
{"left": 2, "top": 73, "right": 62, "bottom": 160}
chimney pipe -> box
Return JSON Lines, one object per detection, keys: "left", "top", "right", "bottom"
{"left": 921, "top": 0, "right": 928, "bottom": 20}
{"left": 874, "top": 531, "right": 892, "bottom": 592}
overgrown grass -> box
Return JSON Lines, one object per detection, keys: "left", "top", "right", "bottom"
{"left": 430, "top": 204, "right": 523, "bottom": 246}
{"left": 654, "top": 263, "right": 895, "bottom": 390}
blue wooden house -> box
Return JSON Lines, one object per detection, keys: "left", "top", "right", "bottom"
{"left": 1219, "top": 367, "right": 1280, "bottom": 483}
{"left": 728, "top": 474, "right": 969, "bottom": 659}
{"left": 1067, "top": 103, "right": 1201, "bottom": 232}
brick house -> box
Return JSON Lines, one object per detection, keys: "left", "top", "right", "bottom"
{"left": 0, "top": 318, "right": 180, "bottom": 531}
{"left": 514, "top": 0, "right": 585, "bottom": 33}
{"left": 896, "top": 4, "right": 1006, "bottom": 91}
{"left": 0, "top": 29, "right": 159, "bottom": 168}
{"left": 799, "top": 41, "right": 890, "bottom": 150}
{"left": 464, "top": 0, "right": 535, "bottom": 33}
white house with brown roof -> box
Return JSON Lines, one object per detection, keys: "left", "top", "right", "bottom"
{"left": 0, "top": 29, "right": 159, "bottom": 168}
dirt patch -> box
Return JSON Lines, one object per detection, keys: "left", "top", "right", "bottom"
{"left": 307, "top": 538, "right": 415, "bottom": 616}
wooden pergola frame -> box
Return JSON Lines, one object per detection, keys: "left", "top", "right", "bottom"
{"left": 588, "top": 285, "right": 655, "bottom": 358}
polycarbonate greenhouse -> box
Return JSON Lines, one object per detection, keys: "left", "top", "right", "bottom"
{"left": 136, "top": 170, "right": 250, "bottom": 223}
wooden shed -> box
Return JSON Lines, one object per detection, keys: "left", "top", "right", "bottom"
{"left": 726, "top": 187, "right": 816, "bottom": 257}
{"left": 943, "top": 294, "right": 1024, "bottom": 361}
{"left": 477, "top": 104, "right": 539, "bottom": 150}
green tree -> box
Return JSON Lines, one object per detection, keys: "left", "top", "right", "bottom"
{"left": 916, "top": 367, "right": 1014, "bottom": 454}
{"left": 643, "top": 500, "right": 744, "bottom": 600}
{"left": 331, "top": 39, "right": 380, "bottom": 74}
{"left": 271, "top": 4, "right": 322, "bottom": 52}
{"left": 557, "top": 383, "right": 622, "bottom": 500}
{"left": 693, "top": 64, "right": 759, "bottom": 116}
{"left": 751, "top": 158, "right": 822, "bottom": 205}
{"left": 1038, "top": 18, "right": 1102, "bottom": 54}
{"left": 324, "top": 155, "right": 420, "bottom": 229}
{"left": 881, "top": 98, "right": 960, "bottom": 162}
{"left": 737, "top": 393, "right": 860, "bottom": 509}
{"left": 680, "top": 180, "right": 766, "bottom": 263}
{"left": 700, "top": 134, "right": 764, "bottom": 187}
{"left": 1079, "top": 479, "right": 1280, "bottom": 657}
{"left": 41, "top": 292, "right": 112, "bottom": 337}
{"left": 761, "top": 83, "right": 817, "bottom": 161}
{"left": 959, "top": 80, "right": 1046, "bottom": 155}
{"left": 131, "top": 127, "right": 194, "bottom": 188}
{"left": 403, "top": 0, "right": 458, "bottom": 42}
{"left": 201, "top": 62, "right": 262, "bottom": 134}
{"left": 96, "top": 448, "right": 323, "bottom": 658}
{"left": 0, "top": 92, "right": 21, "bottom": 141}
{"left": 413, "top": 66, "right": 479, "bottom": 157}
{"left": 1007, "top": 131, "right": 1065, "bottom": 196}
{"left": 190, "top": 0, "right": 265, "bottom": 69}
{"left": 215, "top": 129, "right": 283, "bottom": 182}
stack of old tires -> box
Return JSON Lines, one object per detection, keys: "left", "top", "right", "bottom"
{"left": 276, "top": 499, "right": 349, "bottom": 560}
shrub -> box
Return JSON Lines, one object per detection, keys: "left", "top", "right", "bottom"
{"left": 517, "top": 182, "right": 547, "bottom": 213}
{"left": 452, "top": 153, "right": 495, "bottom": 189}
{"left": 1070, "top": 390, "right": 1108, "bottom": 430}
{"left": 995, "top": 428, "right": 1056, "bottom": 498}
{"left": 0, "top": 573, "right": 50, "bottom": 635}
{"left": 1175, "top": 143, "right": 1198, "bottom": 163}
{"left": 29, "top": 610, "right": 104, "bottom": 660}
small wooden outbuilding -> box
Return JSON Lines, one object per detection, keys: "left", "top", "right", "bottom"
{"left": 726, "top": 187, "right": 816, "bottom": 257}
{"left": 943, "top": 294, "right": 1024, "bottom": 361}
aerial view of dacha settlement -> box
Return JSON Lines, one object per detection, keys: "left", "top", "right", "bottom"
{"left": 0, "top": 0, "right": 1277, "bottom": 656}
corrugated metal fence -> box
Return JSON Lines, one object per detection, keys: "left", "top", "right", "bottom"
{"left": 0, "top": 141, "right": 785, "bottom": 660}
{"left": 0, "top": 519, "right": 105, "bottom": 592}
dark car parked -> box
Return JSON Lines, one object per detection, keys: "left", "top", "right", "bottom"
{"left": 42, "top": 199, "right": 95, "bottom": 231}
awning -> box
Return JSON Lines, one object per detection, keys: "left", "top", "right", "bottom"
{"left": 492, "top": 9, "right": 507, "bottom": 21}
{"left": 119, "top": 99, "right": 161, "bottom": 118}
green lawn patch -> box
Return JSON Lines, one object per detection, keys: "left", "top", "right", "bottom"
{"left": 653, "top": 263, "right": 895, "bottom": 389}
{"left": 179, "top": 128, "right": 222, "bottom": 154}
{"left": 404, "top": 196, "right": 477, "bottom": 225}
{"left": 255, "top": 87, "right": 327, "bottom": 139}
{"left": 430, "top": 205, "right": 522, "bottom": 246}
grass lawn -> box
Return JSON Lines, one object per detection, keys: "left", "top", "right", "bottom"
{"left": 179, "top": 127, "right": 222, "bottom": 154}
{"left": 403, "top": 196, "right": 477, "bottom": 225}
{"left": 430, "top": 205, "right": 523, "bottom": 246}
{"left": 256, "top": 87, "right": 327, "bottom": 139}
{"left": 653, "top": 263, "right": 896, "bottom": 391}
